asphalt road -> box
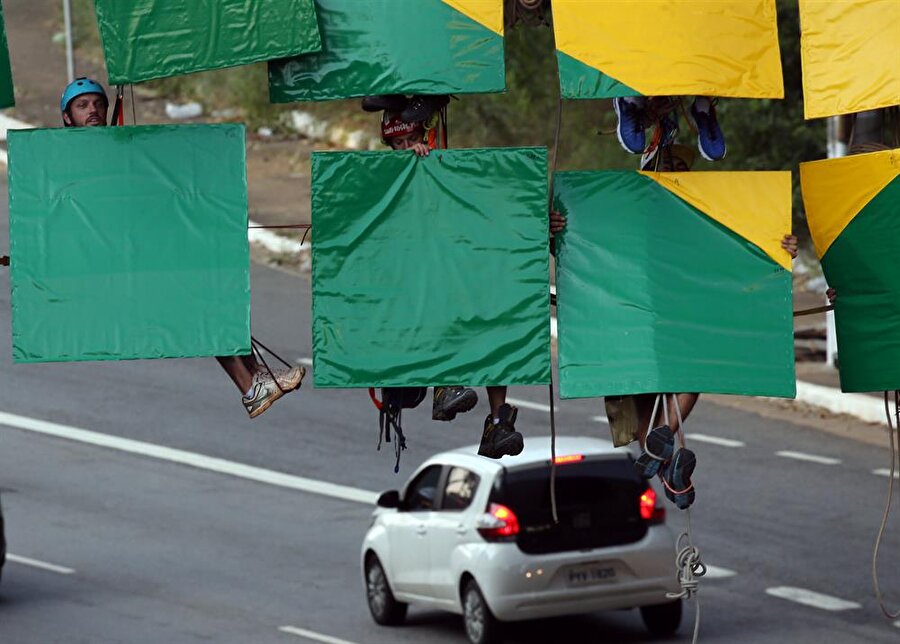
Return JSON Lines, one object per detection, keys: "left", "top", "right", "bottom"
{"left": 1, "top": 178, "right": 899, "bottom": 644}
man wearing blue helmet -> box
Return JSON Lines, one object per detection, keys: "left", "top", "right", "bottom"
{"left": 58, "top": 78, "right": 306, "bottom": 418}
{"left": 60, "top": 77, "right": 109, "bottom": 127}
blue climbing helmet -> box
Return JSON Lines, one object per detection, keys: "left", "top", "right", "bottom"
{"left": 60, "top": 77, "right": 107, "bottom": 113}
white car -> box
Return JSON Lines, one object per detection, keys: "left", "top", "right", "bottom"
{"left": 361, "top": 436, "right": 682, "bottom": 644}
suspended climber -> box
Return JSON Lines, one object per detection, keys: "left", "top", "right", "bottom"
{"left": 59, "top": 77, "right": 306, "bottom": 419}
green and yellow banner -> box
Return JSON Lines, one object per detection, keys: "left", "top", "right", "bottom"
{"left": 311, "top": 147, "right": 549, "bottom": 388}
{"left": 269, "top": 0, "right": 505, "bottom": 102}
{"left": 95, "top": 0, "right": 322, "bottom": 84}
{"left": 801, "top": 149, "right": 900, "bottom": 392}
{"left": 553, "top": 0, "right": 784, "bottom": 100}
{"left": 554, "top": 170, "right": 795, "bottom": 399}
{"left": 799, "top": 0, "right": 900, "bottom": 119}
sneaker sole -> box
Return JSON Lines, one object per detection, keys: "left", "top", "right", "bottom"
{"left": 663, "top": 448, "right": 697, "bottom": 509}
{"left": 279, "top": 366, "right": 306, "bottom": 391}
{"left": 433, "top": 389, "right": 478, "bottom": 422}
{"left": 478, "top": 432, "right": 524, "bottom": 459}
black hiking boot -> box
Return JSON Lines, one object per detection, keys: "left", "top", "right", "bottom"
{"left": 401, "top": 94, "right": 450, "bottom": 123}
{"left": 361, "top": 94, "right": 408, "bottom": 113}
{"left": 433, "top": 386, "right": 479, "bottom": 421}
{"left": 478, "top": 404, "right": 524, "bottom": 459}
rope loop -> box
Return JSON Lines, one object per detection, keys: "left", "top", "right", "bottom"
{"left": 667, "top": 531, "right": 706, "bottom": 601}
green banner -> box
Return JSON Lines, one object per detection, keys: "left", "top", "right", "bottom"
{"left": 311, "top": 147, "right": 550, "bottom": 388}
{"left": 554, "top": 171, "right": 795, "bottom": 399}
{"left": 9, "top": 125, "right": 251, "bottom": 363}
{"left": 95, "top": 0, "right": 322, "bottom": 84}
{"left": 269, "top": 0, "right": 505, "bottom": 102}
{"left": 821, "top": 176, "right": 900, "bottom": 392}
{"left": 0, "top": 4, "right": 14, "bottom": 108}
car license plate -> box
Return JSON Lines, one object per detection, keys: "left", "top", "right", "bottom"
{"left": 567, "top": 563, "right": 616, "bottom": 587}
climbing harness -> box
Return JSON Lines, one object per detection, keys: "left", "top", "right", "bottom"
{"left": 873, "top": 390, "right": 900, "bottom": 619}
{"left": 369, "top": 387, "right": 427, "bottom": 473}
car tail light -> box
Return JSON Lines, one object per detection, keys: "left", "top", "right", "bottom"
{"left": 640, "top": 488, "right": 666, "bottom": 524}
{"left": 476, "top": 503, "right": 520, "bottom": 542}
{"left": 552, "top": 453, "right": 585, "bottom": 465}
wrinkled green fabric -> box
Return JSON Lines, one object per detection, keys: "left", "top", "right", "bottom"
{"left": 557, "top": 51, "right": 640, "bottom": 99}
{"left": 821, "top": 177, "right": 900, "bottom": 392}
{"left": 311, "top": 147, "right": 550, "bottom": 388}
{"left": 0, "top": 5, "right": 14, "bottom": 108}
{"left": 554, "top": 171, "right": 795, "bottom": 399}
{"left": 269, "top": 0, "right": 505, "bottom": 102}
{"left": 95, "top": 0, "right": 321, "bottom": 84}
{"left": 8, "top": 125, "right": 250, "bottom": 363}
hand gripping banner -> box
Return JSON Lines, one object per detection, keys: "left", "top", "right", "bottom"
{"left": 269, "top": 0, "right": 505, "bottom": 102}
{"left": 94, "top": 0, "right": 322, "bottom": 84}
{"left": 8, "top": 125, "right": 251, "bottom": 363}
{"left": 310, "top": 147, "right": 550, "bottom": 388}
{"left": 801, "top": 149, "right": 900, "bottom": 392}
{"left": 554, "top": 170, "right": 795, "bottom": 399}
{"left": 552, "top": 0, "right": 784, "bottom": 100}
{"left": 799, "top": 0, "right": 900, "bottom": 119}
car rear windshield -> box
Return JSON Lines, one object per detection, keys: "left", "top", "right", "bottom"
{"left": 494, "top": 457, "right": 649, "bottom": 555}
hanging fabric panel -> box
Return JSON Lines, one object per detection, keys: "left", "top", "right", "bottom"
{"left": 554, "top": 170, "right": 794, "bottom": 399}
{"left": 799, "top": 0, "right": 900, "bottom": 119}
{"left": 8, "top": 125, "right": 251, "bottom": 363}
{"left": 94, "top": 0, "right": 322, "bottom": 84}
{"left": 801, "top": 149, "right": 900, "bottom": 392}
{"left": 311, "top": 147, "right": 550, "bottom": 388}
{"left": 269, "top": 0, "right": 505, "bottom": 102}
{"left": 0, "top": 4, "right": 14, "bottom": 108}
{"left": 552, "top": 0, "right": 784, "bottom": 100}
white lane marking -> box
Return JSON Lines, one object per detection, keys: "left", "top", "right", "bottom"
{"left": 507, "top": 397, "right": 554, "bottom": 413}
{"left": 765, "top": 586, "right": 860, "bottom": 611}
{"left": 0, "top": 411, "right": 377, "bottom": 505}
{"left": 297, "top": 357, "right": 313, "bottom": 367}
{"left": 873, "top": 469, "right": 900, "bottom": 479}
{"left": 591, "top": 415, "right": 610, "bottom": 424}
{"left": 775, "top": 451, "right": 841, "bottom": 466}
{"left": 894, "top": 619, "right": 900, "bottom": 629}
{"left": 279, "top": 626, "right": 358, "bottom": 644}
{"left": 6, "top": 553, "right": 75, "bottom": 575}
{"left": 687, "top": 434, "right": 745, "bottom": 448}
{"left": 704, "top": 564, "right": 736, "bottom": 579}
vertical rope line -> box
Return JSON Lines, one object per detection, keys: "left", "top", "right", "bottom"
{"left": 549, "top": 381, "right": 558, "bottom": 524}
{"left": 873, "top": 390, "right": 900, "bottom": 619}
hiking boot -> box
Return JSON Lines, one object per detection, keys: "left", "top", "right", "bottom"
{"left": 614, "top": 97, "right": 646, "bottom": 154}
{"left": 433, "top": 385, "right": 478, "bottom": 421}
{"left": 401, "top": 94, "right": 450, "bottom": 123}
{"left": 478, "top": 404, "right": 524, "bottom": 459}
{"left": 361, "top": 94, "right": 408, "bottom": 113}
{"left": 691, "top": 98, "right": 726, "bottom": 161}
{"left": 258, "top": 365, "right": 306, "bottom": 392}
{"left": 661, "top": 448, "right": 697, "bottom": 510}
{"left": 634, "top": 425, "right": 675, "bottom": 479}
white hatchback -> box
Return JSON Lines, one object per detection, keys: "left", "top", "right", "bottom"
{"left": 361, "top": 436, "right": 682, "bottom": 644}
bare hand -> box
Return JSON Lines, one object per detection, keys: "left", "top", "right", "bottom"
{"left": 826, "top": 288, "right": 836, "bottom": 304}
{"left": 781, "top": 234, "right": 798, "bottom": 259}
{"left": 411, "top": 142, "right": 430, "bottom": 157}
{"left": 550, "top": 210, "right": 567, "bottom": 235}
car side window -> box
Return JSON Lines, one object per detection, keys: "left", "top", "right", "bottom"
{"left": 441, "top": 467, "right": 480, "bottom": 511}
{"left": 403, "top": 465, "right": 442, "bottom": 512}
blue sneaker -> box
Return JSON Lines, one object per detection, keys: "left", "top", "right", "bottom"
{"left": 662, "top": 448, "right": 696, "bottom": 510}
{"left": 614, "top": 97, "right": 646, "bottom": 154}
{"left": 691, "top": 99, "right": 726, "bottom": 161}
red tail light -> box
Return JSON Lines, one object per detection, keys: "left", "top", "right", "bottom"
{"left": 552, "top": 453, "right": 585, "bottom": 465}
{"left": 477, "top": 503, "right": 520, "bottom": 541}
{"left": 640, "top": 488, "right": 666, "bottom": 524}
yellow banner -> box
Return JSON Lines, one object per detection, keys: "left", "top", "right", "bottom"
{"left": 441, "top": 0, "right": 504, "bottom": 36}
{"left": 800, "top": 149, "right": 900, "bottom": 258}
{"left": 552, "top": 0, "right": 783, "bottom": 98}
{"left": 642, "top": 171, "right": 793, "bottom": 271}
{"left": 800, "top": 0, "right": 900, "bottom": 119}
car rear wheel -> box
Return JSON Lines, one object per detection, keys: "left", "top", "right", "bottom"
{"left": 364, "top": 555, "right": 407, "bottom": 626}
{"left": 640, "top": 598, "right": 683, "bottom": 637}
{"left": 462, "top": 579, "right": 502, "bottom": 644}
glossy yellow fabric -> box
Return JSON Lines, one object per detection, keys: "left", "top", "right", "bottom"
{"left": 642, "top": 171, "right": 793, "bottom": 271}
{"left": 800, "top": 149, "right": 900, "bottom": 258}
{"left": 441, "top": 0, "right": 503, "bottom": 35}
{"left": 552, "top": 0, "right": 783, "bottom": 98}
{"left": 799, "top": 0, "right": 900, "bottom": 119}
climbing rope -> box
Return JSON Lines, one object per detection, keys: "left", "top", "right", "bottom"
{"left": 873, "top": 390, "right": 900, "bottom": 619}
{"left": 667, "top": 393, "right": 705, "bottom": 644}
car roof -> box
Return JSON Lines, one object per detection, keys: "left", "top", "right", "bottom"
{"left": 420, "top": 435, "right": 628, "bottom": 476}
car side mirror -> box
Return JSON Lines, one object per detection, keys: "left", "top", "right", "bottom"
{"left": 376, "top": 490, "right": 400, "bottom": 509}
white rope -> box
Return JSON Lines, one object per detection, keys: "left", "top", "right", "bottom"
{"left": 873, "top": 390, "right": 900, "bottom": 619}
